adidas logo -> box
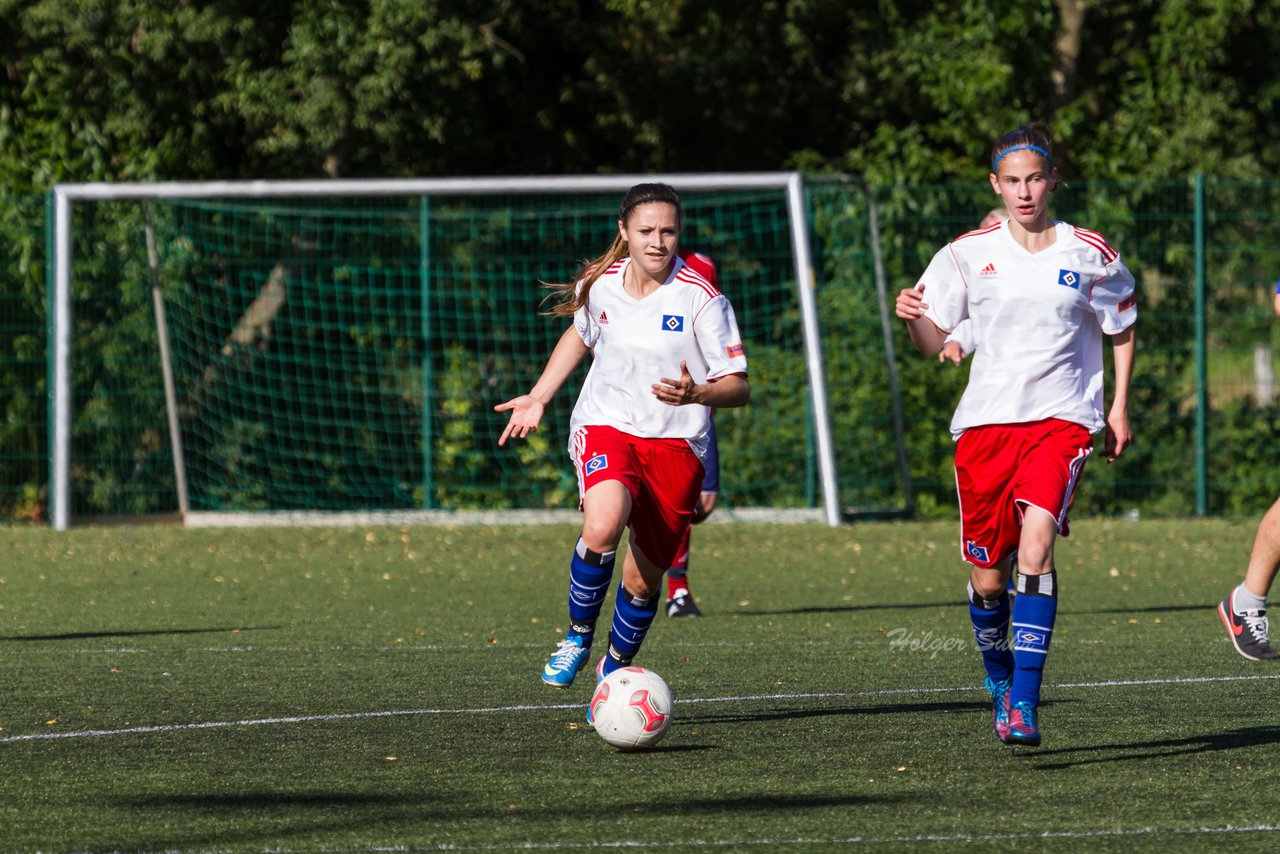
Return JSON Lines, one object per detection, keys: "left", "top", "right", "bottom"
{"left": 979, "top": 263, "right": 998, "bottom": 277}
{"left": 599, "top": 311, "right": 609, "bottom": 324}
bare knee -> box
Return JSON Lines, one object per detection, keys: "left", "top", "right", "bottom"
{"left": 622, "top": 545, "right": 664, "bottom": 600}
{"left": 969, "top": 566, "right": 1008, "bottom": 600}
{"left": 1017, "top": 506, "right": 1058, "bottom": 575}
{"left": 580, "top": 517, "right": 624, "bottom": 554}
{"left": 1015, "top": 542, "right": 1054, "bottom": 575}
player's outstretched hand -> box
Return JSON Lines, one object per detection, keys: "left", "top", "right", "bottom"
{"left": 895, "top": 284, "right": 928, "bottom": 321}
{"left": 653, "top": 361, "right": 698, "bottom": 407}
{"left": 494, "top": 395, "right": 545, "bottom": 446}
{"left": 1104, "top": 407, "right": 1132, "bottom": 463}
{"left": 938, "top": 341, "right": 966, "bottom": 365}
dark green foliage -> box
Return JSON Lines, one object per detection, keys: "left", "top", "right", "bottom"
{"left": 6, "top": 2, "right": 1280, "bottom": 519}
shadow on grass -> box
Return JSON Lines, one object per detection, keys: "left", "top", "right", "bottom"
{"left": 731, "top": 600, "right": 956, "bottom": 617}
{"left": 643, "top": 742, "right": 717, "bottom": 754}
{"left": 0, "top": 626, "right": 282, "bottom": 642}
{"left": 123, "top": 792, "right": 428, "bottom": 809}
{"left": 1068, "top": 603, "right": 1213, "bottom": 615}
{"left": 623, "top": 792, "right": 897, "bottom": 812}
{"left": 1030, "top": 725, "right": 1280, "bottom": 769}
{"left": 94, "top": 788, "right": 901, "bottom": 849}
{"left": 95, "top": 792, "right": 444, "bottom": 852}
{"left": 686, "top": 698, "right": 994, "bottom": 725}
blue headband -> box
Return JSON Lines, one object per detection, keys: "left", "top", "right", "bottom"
{"left": 992, "top": 144, "right": 1053, "bottom": 172}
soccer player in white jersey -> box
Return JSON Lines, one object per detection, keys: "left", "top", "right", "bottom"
{"left": 495, "top": 183, "right": 750, "bottom": 690}
{"left": 1216, "top": 280, "right": 1280, "bottom": 660}
{"left": 896, "top": 126, "right": 1137, "bottom": 746}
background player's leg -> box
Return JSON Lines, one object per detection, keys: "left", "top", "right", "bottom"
{"left": 1219, "top": 495, "right": 1280, "bottom": 660}
{"left": 667, "top": 491, "right": 715, "bottom": 617}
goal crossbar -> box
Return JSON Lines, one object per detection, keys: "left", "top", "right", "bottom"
{"left": 50, "top": 172, "right": 842, "bottom": 529}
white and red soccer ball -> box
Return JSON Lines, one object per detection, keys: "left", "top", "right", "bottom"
{"left": 588, "top": 666, "right": 673, "bottom": 751}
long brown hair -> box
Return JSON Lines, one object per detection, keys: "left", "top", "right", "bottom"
{"left": 545, "top": 183, "right": 683, "bottom": 317}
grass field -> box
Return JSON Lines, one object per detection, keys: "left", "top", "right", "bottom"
{"left": 1, "top": 518, "right": 1278, "bottom": 852}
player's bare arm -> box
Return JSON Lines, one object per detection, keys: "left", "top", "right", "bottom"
{"left": 495, "top": 326, "right": 589, "bottom": 446}
{"left": 1104, "top": 326, "right": 1135, "bottom": 462}
{"left": 895, "top": 284, "right": 948, "bottom": 356}
{"left": 652, "top": 361, "right": 749, "bottom": 408}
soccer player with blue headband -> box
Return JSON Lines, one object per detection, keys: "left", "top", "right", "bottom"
{"left": 896, "top": 125, "right": 1138, "bottom": 747}
{"left": 992, "top": 143, "right": 1053, "bottom": 173}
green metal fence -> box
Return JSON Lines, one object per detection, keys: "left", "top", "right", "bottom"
{"left": 3, "top": 177, "right": 1278, "bottom": 524}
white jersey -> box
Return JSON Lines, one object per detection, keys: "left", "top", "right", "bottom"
{"left": 944, "top": 320, "right": 976, "bottom": 355}
{"left": 571, "top": 255, "right": 748, "bottom": 458}
{"left": 919, "top": 220, "right": 1136, "bottom": 438}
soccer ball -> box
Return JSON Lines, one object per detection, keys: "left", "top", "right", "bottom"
{"left": 588, "top": 666, "right": 673, "bottom": 751}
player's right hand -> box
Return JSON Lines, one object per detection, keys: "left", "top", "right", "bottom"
{"left": 895, "top": 284, "right": 928, "bottom": 321}
{"left": 494, "top": 395, "right": 545, "bottom": 446}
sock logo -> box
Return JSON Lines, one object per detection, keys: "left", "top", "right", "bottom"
{"left": 1012, "top": 626, "right": 1050, "bottom": 653}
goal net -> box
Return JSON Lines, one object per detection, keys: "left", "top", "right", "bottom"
{"left": 50, "top": 175, "right": 909, "bottom": 528}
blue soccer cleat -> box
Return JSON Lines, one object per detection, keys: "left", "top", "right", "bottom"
{"left": 542, "top": 636, "right": 590, "bottom": 688}
{"left": 1003, "top": 701, "right": 1041, "bottom": 746}
{"left": 984, "top": 676, "right": 1012, "bottom": 742}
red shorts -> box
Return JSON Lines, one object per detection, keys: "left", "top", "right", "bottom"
{"left": 571, "top": 425, "right": 704, "bottom": 569}
{"left": 953, "top": 419, "right": 1093, "bottom": 569}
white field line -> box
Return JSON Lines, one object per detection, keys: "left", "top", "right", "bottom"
{"left": 76, "top": 822, "right": 1280, "bottom": 853}
{"left": 299, "top": 823, "right": 1280, "bottom": 850}
{"left": 4, "top": 671, "right": 1279, "bottom": 745}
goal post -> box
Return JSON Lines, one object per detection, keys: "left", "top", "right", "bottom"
{"left": 50, "top": 174, "right": 850, "bottom": 530}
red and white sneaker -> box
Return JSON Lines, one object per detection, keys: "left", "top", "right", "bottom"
{"left": 1218, "top": 590, "right": 1279, "bottom": 661}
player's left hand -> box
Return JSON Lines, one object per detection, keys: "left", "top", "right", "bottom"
{"left": 938, "top": 341, "right": 966, "bottom": 365}
{"left": 1104, "top": 407, "right": 1132, "bottom": 462}
{"left": 653, "top": 361, "right": 700, "bottom": 407}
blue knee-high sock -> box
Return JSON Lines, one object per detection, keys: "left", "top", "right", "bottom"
{"left": 968, "top": 582, "right": 1014, "bottom": 682}
{"left": 602, "top": 582, "right": 659, "bottom": 677}
{"left": 1010, "top": 570, "right": 1058, "bottom": 708}
{"left": 567, "top": 538, "right": 616, "bottom": 644}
